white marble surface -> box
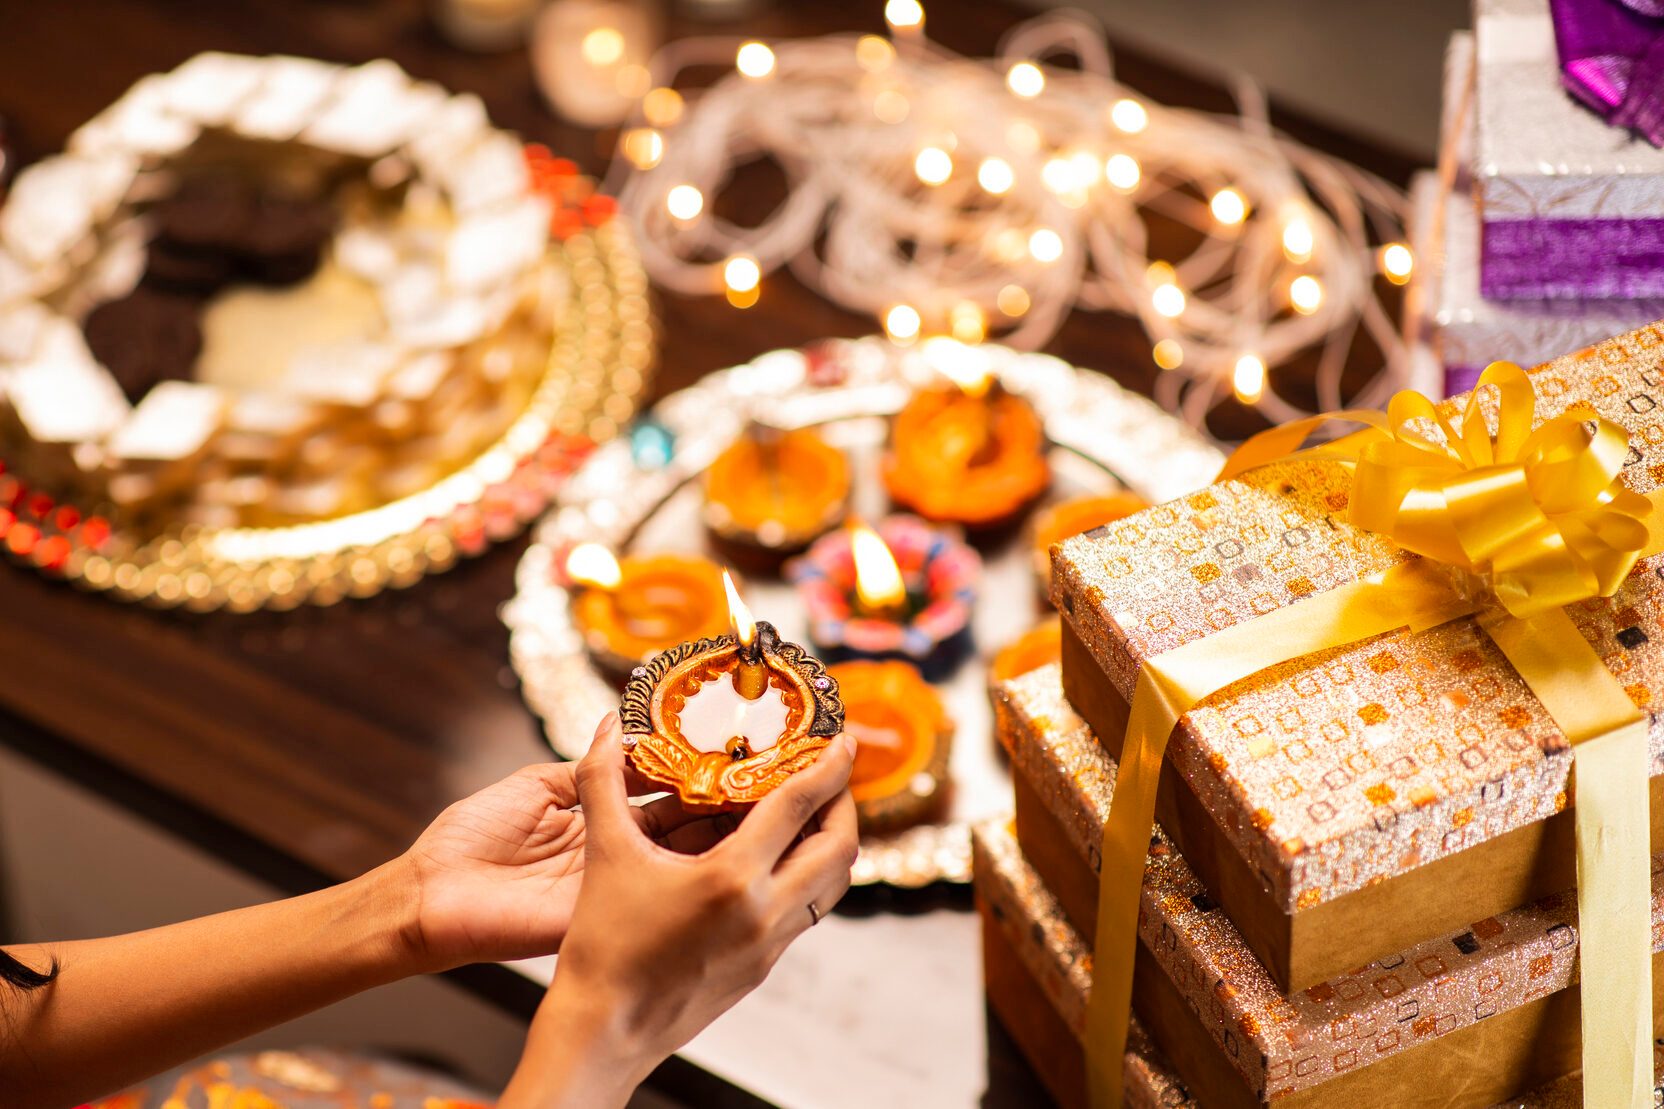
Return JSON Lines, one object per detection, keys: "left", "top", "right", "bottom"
{"left": 508, "top": 906, "right": 986, "bottom": 1108}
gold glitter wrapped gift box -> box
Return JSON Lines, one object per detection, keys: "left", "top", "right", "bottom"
{"left": 1052, "top": 332, "right": 1664, "bottom": 993}
{"left": 991, "top": 664, "right": 1664, "bottom": 1107}
{"left": 974, "top": 818, "right": 1657, "bottom": 1109}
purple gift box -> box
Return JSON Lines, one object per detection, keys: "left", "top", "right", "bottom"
{"left": 1477, "top": 0, "right": 1664, "bottom": 300}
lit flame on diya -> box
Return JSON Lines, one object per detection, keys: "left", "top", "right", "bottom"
{"left": 849, "top": 522, "right": 908, "bottom": 615}
{"left": 723, "top": 568, "right": 756, "bottom": 651}
{"left": 672, "top": 569, "right": 787, "bottom": 756}
{"left": 929, "top": 338, "right": 994, "bottom": 399}
{"left": 565, "top": 541, "right": 622, "bottom": 589}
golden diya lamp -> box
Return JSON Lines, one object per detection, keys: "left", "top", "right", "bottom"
{"left": 826, "top": 660, "right": 953, "bottom": 833}
{"left": 786, "top": 515, "right": 980, "bottom": 681}
{"left": 620, "top": 572, "right": 844, "bottom": 810}
{"left": 1029, "top": 491, "right": 1148, "bottom": 599}
{"left": 563, "top": 542, "right": 730, "bottom": 681}
{"left": 882, "top": 357, "right": 1051, "bottom": 533}
{"left": 702, "top": 424, "right": 851, "bottom": 570}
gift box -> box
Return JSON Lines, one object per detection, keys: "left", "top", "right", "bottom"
{"left": 989, "top": 665, "right": 1664, "bottom": 1107}
{"left": 1411, "top": 30, "right": 1664, "bottom": 397}
{"left": 974, "top": 816, "right": 1661, "bottom": 1109}
{"left": 1051, "top": 324, "right": 1664, "bottom": 994}
{"left": 1412, "top": 170, "right": 1664, "bottom": 398}
{"left": 1476, "top": 0, "right": 1664, "bottom": 300}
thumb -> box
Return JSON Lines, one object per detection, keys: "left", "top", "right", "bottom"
{"left": 575, "top": 712, "right": 641, "bottom": 853}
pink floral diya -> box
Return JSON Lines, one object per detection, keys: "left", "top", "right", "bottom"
{"left": 786, "top": 515, "right": 980, "bottom": 680}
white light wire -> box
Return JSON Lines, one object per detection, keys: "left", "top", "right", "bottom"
{"left": 609, "top": 9, "right": 1414, "bottom": 433}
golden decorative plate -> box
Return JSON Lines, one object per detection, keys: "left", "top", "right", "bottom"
{"left": 505, "top": 337, "right": 1222, "bottom": 887}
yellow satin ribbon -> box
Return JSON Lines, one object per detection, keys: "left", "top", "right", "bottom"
{"left": 1086, "top": 362, "right": 1658, "bottom": 1109}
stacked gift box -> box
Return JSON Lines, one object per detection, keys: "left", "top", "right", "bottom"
{"left": 976, "top": 326, "right": 1664, "bottom": 1106}
{"left": 1412, "top": 1, "right": 1664, "bottom": 398}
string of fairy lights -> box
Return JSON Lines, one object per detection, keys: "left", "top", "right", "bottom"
{"left": 604, "top": 2, "right": 1416, "bottom": 430}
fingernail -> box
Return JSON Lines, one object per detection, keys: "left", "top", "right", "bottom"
{"left": 840, "top": 732, "right": 858, "bottom": 758}
{"left": 595, "top": 710, "right": 619, "bottom": 738}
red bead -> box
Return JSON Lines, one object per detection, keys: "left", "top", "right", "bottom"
{"left": 26, "top": 491, "right": 52, "bottom": 520}
{"left": 550, "top": 209, "right": 583, "bottom": 240}
{"left": 52, "top": 504, "right": 79, "bottom": 531}
{"left": 34, "top": 535, "right": 69, "bottom": 571}
{"left": 0, "top": 507, "right": 14, "bottom": 536}
{"left": 80, "top": 516, "right": 111, "bottom": 548}
{"left": 7, "top": 522, "right": 39, "bottom": 556}
{"left": 583, "top": 194, "right": 618, "bottom": 223}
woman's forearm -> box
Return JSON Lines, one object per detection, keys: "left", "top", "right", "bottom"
{"left": 1, "top": 858, "right": 426, "bottom": 1108}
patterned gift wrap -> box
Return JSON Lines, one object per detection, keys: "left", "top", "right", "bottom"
{"left": 972, "top": 817, "right": 1661, "bottom": 1109}
{"left": 1052, "top": 324, "right": 1664, "bottom": 918}
{"left": 989, "top": 666, "right": 1664, "bottom": 1101}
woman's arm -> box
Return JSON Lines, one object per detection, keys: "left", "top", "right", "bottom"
{"left": 0, "top": 861, "right": 425, "bottom": 1106}
{"left": 1, "top": 755, "right": 733, "bottom": 1108}
{"left": 500, "top": 715, "right": 860, "bottom": 1109}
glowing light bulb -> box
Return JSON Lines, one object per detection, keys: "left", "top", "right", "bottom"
{"left": 1007, "top": 62, "right": 1045, "bottom": 99}
{"left": 884, "top": 304, "right": 922, "bottom": 343}
{"left": 1041, "top": 157, "right": 1074, "bottom": 194}
{"left": 914, "top": 146, "right": 953, "bottom": 186}
{"left": 885, "top": 0, "right": 924, "bottom": 32}
{"left": 1233, "top": 354, "right": 1266, "bottom": 403}
{"left": 950, "top": 300, "right": 986, "bottom": 343}
{"left": 1152, "top": 339, "right": 1183, "bottom": 370}
{"left": 1028, "top": 227, "right": 1064, "bottom": 263}
{"left": 736, "top": 42, "right": 776, "bottom": 78}
{"left": 1151, "top": 282, "right": 1186, "bottom": 318}
{"left": 978, "top": 156, "right": 1014, "bottom": 195}
{"left": 620, "top": 128, "right": 664, "bottom": 170}
{"left": 581, "top": 26, "right": 626, "bottom": 66}
{"left": 1282, "top": 217, "right": 1313, "bottom": 263}
{"left": 991, "top": 227, "right": 1028, "bottom": 262}
{"left": 1105, "top": 153, "right": 1140, "bottom": 191}
{"left": 724, "top": 255, "right": 761, "bottom": 293}
{"left": 1380, "top": 242, "right": 1413, "bottom": 284}
{"left": 642, "top": 87, "right": 684, "bottom": 127}
{"left": 1210, "top": 187, "right": 1248, "bottom": 225}
{"left": 873, "top": 89, "right": 909, "bottom": 124}
{"left": 997, "top": 284, "right": 1030, "bottom": 317}
{"left": 857, "top": 34, "right": 895, "bottom": 71}
{"left": 1007, "top": 121, "right": 1042, "bottom": 153}
{"left": 666, "top": 184, "right": 703, "bottom": 221}
{"left": 1111, "top": 98, "right": 1148, "bottom": 134}
{"left": 1289, "top": 274, "right": 1323, "bottom": 315}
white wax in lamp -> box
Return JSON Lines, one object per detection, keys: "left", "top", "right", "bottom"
{"left": 676, "top": 670, "right": 791, "bottom": 754}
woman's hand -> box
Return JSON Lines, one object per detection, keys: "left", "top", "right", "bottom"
{"left": 502, "top": 713, "right": 859, "bottom": 1108}
{"left": 394, "top": 751, "right": 734, "bottom": 972}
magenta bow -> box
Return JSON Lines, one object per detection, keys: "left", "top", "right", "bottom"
{"left": 1551, "top": 0, "right": 1664, "bottom": 146}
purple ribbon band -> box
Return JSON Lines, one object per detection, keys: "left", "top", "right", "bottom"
{"left": 1551, "top": 0, "right": 1664, "bottom": 146}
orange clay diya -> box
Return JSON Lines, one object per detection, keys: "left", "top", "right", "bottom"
{"left": 621, "top": 572, "right": 844, "bottom": 810}
{"left": 882, "top": 367, "right": 1050, "bottom": 531}
{"left": 563, "top": 543, "right": 730, "bottom": 680}
{"left": 703, "top": 425, "right": 850, "bottom": 567}
{"left": 827, "top": 660, "right": 953, "bottom": 832}
{"left": 989, "top": 618, "right": 1063, "bottom": 684}
{"left": 1030, "top": 491, "right": 1148, "bottom": 596}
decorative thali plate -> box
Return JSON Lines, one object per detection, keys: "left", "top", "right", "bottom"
{"left": 0, "top": 54, "right": 652, "bottom": 611}
{"left": 504, "top": 336, "right": 1223, "bottom": 886}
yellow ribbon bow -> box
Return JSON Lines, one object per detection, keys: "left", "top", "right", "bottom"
{"left": 1222, "top": 361, "right": 1654, "bottom": 616}
{"left": 1087, "top": 361, "right": 1660, "bottom": 1109}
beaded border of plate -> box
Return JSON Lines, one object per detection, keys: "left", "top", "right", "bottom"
{"left": 504, "top": 336, "right": 1223, "bottom": 887}
{"left": 0, "top": 216, "right": 652, "bottom": 611}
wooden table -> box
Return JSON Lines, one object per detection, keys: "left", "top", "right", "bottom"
{"left": 0, "top": 2, "right": 1419, "bottom": 1105}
